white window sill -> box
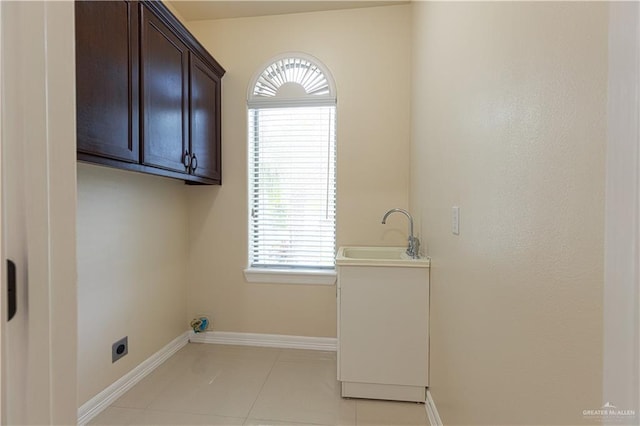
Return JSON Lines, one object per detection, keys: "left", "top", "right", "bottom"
{"left": 243, "top": 268, "right": 337, "bottom": 285}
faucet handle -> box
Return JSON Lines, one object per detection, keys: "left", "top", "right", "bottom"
{"left": 407, "top": 236, "right": 420, "bottom": 259}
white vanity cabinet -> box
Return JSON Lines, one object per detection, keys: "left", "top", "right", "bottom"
{"left": 336, "top": 247, "right": 430, "bottom": 403}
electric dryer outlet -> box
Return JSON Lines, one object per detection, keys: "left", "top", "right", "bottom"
{"left": 112, "top": 336, "right": 128, "bottom": 363}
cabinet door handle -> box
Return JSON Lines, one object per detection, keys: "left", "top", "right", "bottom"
{"left": 190, "top": 153, "right": 198, "bottom": 172}
{"left": 183, "top": 151, "right": 190, "bottom": 170}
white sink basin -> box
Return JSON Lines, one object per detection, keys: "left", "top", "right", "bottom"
{"left": 336, "top": 246, "right": 430, "bottom": 267}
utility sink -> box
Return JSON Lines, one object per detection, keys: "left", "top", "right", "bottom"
{"left": 336, "top": 245, "right": 430, "bottom": 402}
{"left": 336, "top": 246, "right": 430, "bottom": 267}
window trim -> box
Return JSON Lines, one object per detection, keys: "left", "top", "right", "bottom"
{"left": 243, "top": 268, "right": 337, "bottom": 286}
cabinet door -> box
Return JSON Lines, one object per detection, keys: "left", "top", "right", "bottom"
{"left": 140, "top": 5, "right": 189, "bottom": 174}
{"left": 189, "top": 53, "right": 222, "bottom": 182}
{"left": 75, "top": 0, "right": 139, "bottom": 163}
{"left": 339, "top": 266, "right": 429, "bottom": 387}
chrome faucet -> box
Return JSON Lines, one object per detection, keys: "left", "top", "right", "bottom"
{"left": 381, "top": 208, "right": 420, "bottom": 259}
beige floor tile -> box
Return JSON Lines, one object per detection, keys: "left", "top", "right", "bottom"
{"left": 249, "top": 360, "right": 356, "bottom": 425}
{"left": 355, "top": 400, "right": 428, "bottom": 426}
{"left": 134, "top": 409, "right": 244, "bottom": 425}
{"left": 92, "top": 344, "right": 431, "bottom": 426}
{"left": 190, "top": 344, "right": 281, "bottom": 362}
{"left": 244, "top": 418, "right": 320, "bottom": 426}
{"left": 87, "top": 407, "right": 144, "bottom": 425}
{"left": 148, "top": 352, "right": 276, "bottom": 417}
{"left": 277, "top": 348, "right": 336, "bottom": 363}
{"left": 112, "top": 351, "right": 191, "bottom": 409}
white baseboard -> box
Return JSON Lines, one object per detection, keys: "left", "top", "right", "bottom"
{"left": 425, "top": 390, "right": 443, "bottom": 426}
{"left": 189, "top": 330, "right": 337, "bottom": 351}
{"left": 77, "top": 331, "right": 190, "bottom": 425}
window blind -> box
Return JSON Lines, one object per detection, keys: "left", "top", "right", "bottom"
{"left": 248, "top": 105, "right": 336, "bottom": 269}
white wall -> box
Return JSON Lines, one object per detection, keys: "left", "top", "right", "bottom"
{"left": 76, "top": 164, "right": 189, "bottom": 405}
{"left": 603, "top": 2, "right": 640, "bottom": 422}
{"left": 184, "top": 5, "right": 412, "bottom": 337}
{"left": 411, "top": 2, "right": 608, "bottom": 424}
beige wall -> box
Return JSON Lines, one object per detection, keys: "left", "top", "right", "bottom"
{"left": 411, "top": 2, "right": 607, "bottom": 425}
{"left": 163, "top": 0, "right": 187, "bottom": 24}
{"left": 184, "top": 5, "right": 411, "bottom": 337}
{"left": 76, "top": 164, "right": 189, "bottom": 405}
{"left": 75, "top": 0, "right": 192, "bottom": 408}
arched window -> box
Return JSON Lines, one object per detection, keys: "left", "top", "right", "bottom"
{"left": 249, "top": 55, "right": 335, "bottom": 105}
{"left": 247, "top": 53, "right": 337, "bottom": 275}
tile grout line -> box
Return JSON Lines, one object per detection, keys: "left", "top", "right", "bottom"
{"left": 242, "top": 348, "right": 283, "bottom": 424}
{"left": 354, "top": 399, "right": 358, "bottom": 426}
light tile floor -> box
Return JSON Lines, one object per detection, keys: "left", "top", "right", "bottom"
{"left": 89, "top": 343, "right": 429, "bottom": 426}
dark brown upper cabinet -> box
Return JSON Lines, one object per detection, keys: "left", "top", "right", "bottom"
{"left": 75, "top": 0, "right": 226, "bottom": 185}
{"left": 76, "top": 0, "right": 139, "bottom": 163}
{"left": 140, "top": 5, "right": 189, "bottom": 174}
{"left": 190, "top": 53, "right": 222, "bottom": 182}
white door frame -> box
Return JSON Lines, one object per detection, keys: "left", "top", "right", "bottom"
{"left": 603, "top": 1, "right": 640, "bottom": 424}
{"left": 0, "top": 1, "right": 77, "bottom": 424}
{"left": 0, "top": 0, "right": 4, "bottom": 420}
